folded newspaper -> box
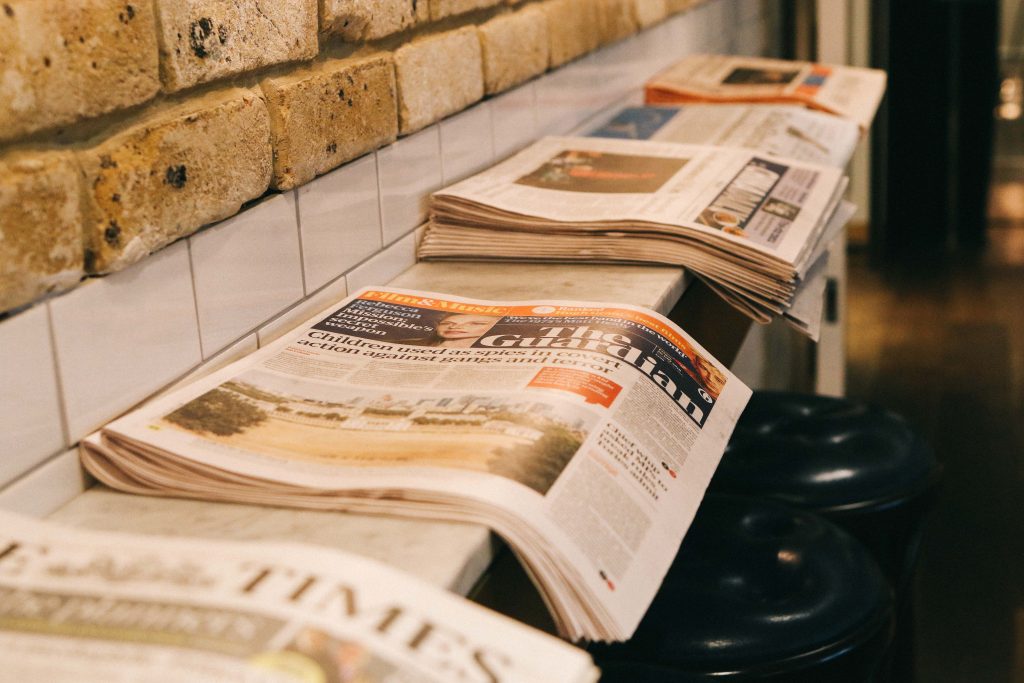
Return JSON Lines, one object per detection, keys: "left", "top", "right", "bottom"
{"left": 81, "top": 287, "right": 752, "bottom": 643}
{"left": 644, "top": 54, "right": 887, "bottom": 131}
{"left": 0, "top": 511, "right": 598, "bottom": 682}
{"left": 588, "top": 103, "right": 861, "bottom": 168}
{"left": 418, "top": 135, "right": 849, "bottom": 327}
{"left": 585, "top": 103, "right": 860, "bottom": 340}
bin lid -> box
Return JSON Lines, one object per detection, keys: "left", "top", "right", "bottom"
{"left": 713, "top": 391, "right": 939, "bottom": 511}
{"left": 591, "top": 494, "right": 893, "bottom": 677}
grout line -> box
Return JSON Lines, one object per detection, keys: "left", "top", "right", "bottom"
{"left": 292, "top": 189, "right": 309, "bottom": 296}
{"left": 0, "top": 448, "right": 77, "bottom": 506}
{"left": 185, "top": 239, "right": 206, "bottom": 360}
{"left": 374, "top": 150, "right": 387, "bottom": 249}
{"left": 437, "top": 121, "right": 449, "bottom": 186}
{"left": 44, "top": 302, "right": 73, "bottom": 450}
{"left": 483, "top": 101, "right": 496, "bottom": 165}
{"left": 487, "top": 91, "right": 500, "bottom": 160}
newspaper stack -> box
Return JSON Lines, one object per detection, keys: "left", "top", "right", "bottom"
{"left": 644, "top": 54, "right": 887, "bottom": 132}
{"left": 588, "top": 103, "right": 862, "bottom": 168}
{"left": 418, "top": 135, "right": 850, "bottom": 330}
{"left": 0, "top": 512, "right": 598, "bottom": 682}
{"left": 81, "top": 287, "right": 752, "bottom": 643}
{"left": 585, "top": 102, "right": 862, "bottom": 339}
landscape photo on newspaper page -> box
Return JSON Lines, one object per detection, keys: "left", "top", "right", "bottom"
{"left": 161, "top": 368, "right": 600, "bottom": 495}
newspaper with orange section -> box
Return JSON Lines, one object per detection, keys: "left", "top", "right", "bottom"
{"left": 81, "top": 287, "right": 752, "bottom": 642}
{"left": 0, "top": 511, "right": 598, "bottom": 682}
{"left": 645, "top": 54, "right": 887, "bottom": 132}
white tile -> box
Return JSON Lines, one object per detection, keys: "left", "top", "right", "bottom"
{"left": 440, "top": 103, "right": 495, "bottom": 184}
{"left": 50, "top": 240, "right": 202, "bottom": 441}
{"left": 738, "top": 0, "right": 762, "bottom": 24}
{"left": 535, "top": 60, "right": 615, "bottom": 136}
{"left": 190, "top": 193, "right": 305, "bottom": 356}
{"left": 0, "top": 304, "right": 65, "bottom": 485}
{"left": 534, "top": 68, "right": 577, "bottom": 136}
{"left": 669, "top": 8, "right": 710, "bottom": 55}
{"left": 376, "top": 125, "right": 443, "bottom": 246}
{"left": 706, "top": 0, "right": 734, "bottom": 52}
{"left": 297, "top": 154, "right": 383, "bottom": 292}
{"left": 344, "top": 231, "right": 417, "bottom": 293}
{"left": 491, "top": 82, "right": 538, "bottom": 160}
{"left": 257, "top": 275, "right": 349, "bottom": 347}
{"left": 640, "top": 22, "right": 675, "bottom": 73}
{"left": 735, "top": 20, "right": 767, "bottom": 56}
{"left": 588, "top": 37, "right": 649, "bottom": 96}
{"left": 0, "top": 449, "right": 90, "bottom": 518}
{"left": 159, "top": 333, "right": 258, "bottom": 398}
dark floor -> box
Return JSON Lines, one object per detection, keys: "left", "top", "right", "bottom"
{"left": 846, "top": 217, "right": 1024, "bottom": 681}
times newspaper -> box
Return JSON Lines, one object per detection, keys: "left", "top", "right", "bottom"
{"left": 588, "top": 104, "right": 861, "bottom": 168}
{"left": 0, "top": 512, "right": 598, "bottom": 682}
{"left": 645, "top": 54, "right": 887, "bottom": 132}
{"left": 82, "top": 288, "right": 752, "bottom": 642}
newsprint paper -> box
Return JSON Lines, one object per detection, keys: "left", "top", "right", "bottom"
{"left": 418, "top": 136, "right": 848, "bottom": 327}
{"left": 0, "top": 511, "right": 598, "bottom": 682}
{"left": 588, "top": 104, "right": 861, "bottom": 169}
{"left": 585, "top": 105, "right": 859, "bottom": 340}
{"left": 81, "top": 288, "right": 752, "bottom": 643}
{"left": 645, "top": 54, "right": 887, "bottom": 132}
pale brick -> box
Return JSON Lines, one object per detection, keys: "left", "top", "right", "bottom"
{"left": 0, "top": 150, "right": 84, "bottom": 312}
{"left": 320, "top": 0, "right": 427, "bottom": 41}
{"left": 478, "top": 7, "right": 549, "bottom": 95}
{"left": 154, "top": 0, "right": 318, "bottom": 92}
{"left": 394, "top": 27, "right": 484, "bottom": 134}
{"left": 634, "top": 0, "right": 668, "bottom": 27}
{"left": 596, "top": 0, "right": 638, "bottom": 45}
{"left": 543, "top": 0, "right": 600, "bottom": 68}
{"left": 77, "top": 87, "right": 272, "bottom": 274}
{"left": 260, "top": 53, "right": 398, "bottom": 190}
{"left": 0, "top": 0, "right": 160, "bottom": 142}
{"left": 429, "top": 0, "right": 502, "bottom": 21}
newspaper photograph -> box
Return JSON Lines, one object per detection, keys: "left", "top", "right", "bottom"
{"left": 587, "top": 104, "right": 861, "bottom": 168}
{"left": 0, "top": 512, "right": 598, "bottom": 682}
{"left": 82, "top": 288, "right": 752, "bottom": 642}
{"left": 644, "top": 54, "right": 887, "bottom": 131}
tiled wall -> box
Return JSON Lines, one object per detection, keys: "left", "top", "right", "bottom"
{"left": 0, "top": 0, "right": 779, "bottom": 515}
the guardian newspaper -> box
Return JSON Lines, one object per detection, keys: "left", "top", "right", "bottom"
{"left": 82, "top": 288, "right": 752, "bottom": 641}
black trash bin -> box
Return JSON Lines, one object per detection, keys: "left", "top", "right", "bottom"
{"left": 590, "top": 494, "right": 894, "bottom": 682}
{"left": 710, "top": 391, "right": 942, "bottom": 680}
{"left": 712, "top": 391, "right": 941, "bottom": 593}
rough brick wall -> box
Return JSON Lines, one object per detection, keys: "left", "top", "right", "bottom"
{"left": 0, "top": 0, "right": 713, "bottom": 315}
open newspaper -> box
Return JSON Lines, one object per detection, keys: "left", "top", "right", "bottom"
{"left": 81, "top": 288, "right": 752, "bottom": 642}
{"left": 588, "top": 103, "right": 861, "bottom": 168}
{"left": 418, "top": 135, "right": 848, "bottom": 325}
{"left": 644, "top": 54, "right": 887, "bottom": 131}
{"left": 586, "top": 104, "right": 860, "bottom": 340}
{"left": 0, "top": 511, "right": 598, "bottom": 682}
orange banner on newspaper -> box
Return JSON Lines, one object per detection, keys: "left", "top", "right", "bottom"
{"left": 528, "top": 367, "right": 623, "bottom": 408}
{"left": 359, "top": 290, "right": 698, "bottom": 357}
